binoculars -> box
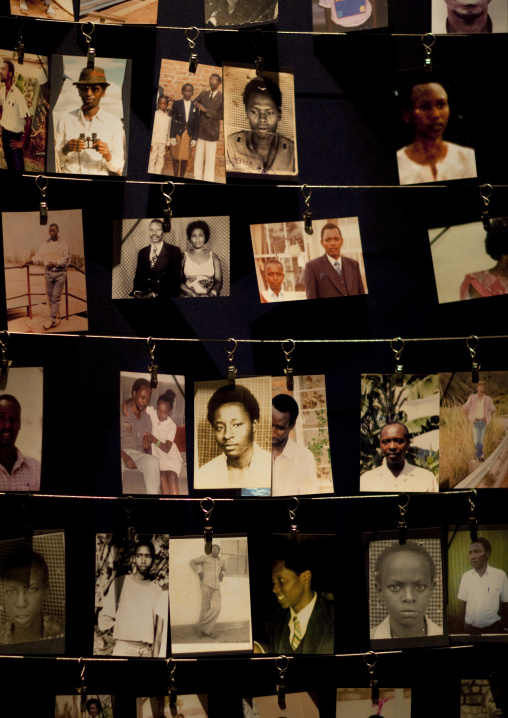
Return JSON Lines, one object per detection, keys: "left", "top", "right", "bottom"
{"left": 79, "top": 132, "right": 100, "bottom": 149}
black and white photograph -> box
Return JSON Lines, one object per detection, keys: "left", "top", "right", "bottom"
{"left": 137, "top": 694, "right": 208, "bottom": 718}
{"left": 193, "top": 377, "right": 272, "bottom": 495}
{"left": 251, "top": 217, "right": 367, "bottom": 302}
{"left": 94, "top": 533, "right": 169, "bottom": 657}
{"left": 223, "top": 64, "right": 298, "bottom": 178}
{"left": 0, "top": 52, "right": 49, "bottom": 172}
{"left": 448, "top": 527, "right": 508, "bottom": 639}
{"left": 460, "top": 679, "right": 506, "bottom": 717}
{"left": 271, "top": 374, "right": 333, "bottom": 495}
{"left": 2, "top": 209, "right": 88, "bottom": 334}
{"left": 169, "top": 535, "right": 252, "bottom": 655}
{"left": 252, "top": 534, "right": 335, "bottom": 655}
{"left": 367, "top": 530, "right": 446, "bottom": 649}
{"left": 150, "top": 60, "right": 225, "bottom": 183}
{"left": 429, "top": 218, "right": 508, "bottom": 303}
{"left": 0, "top": 531, "right": 65, "bottom": 654}
{"left": 48, "top": 56, "right": 130, "bottom": 176}
{"left": 79, "top": 0, "right": 158, "bottom": 24}
{"left": 205, "top": 0, "right": 278, "bottom": 26}
{"left": 120, "top": 371, "right": 187, "bottom": 495}
{"left": 0, "top": 366, "right": 42, "bottom": 492}
{"left": 243, "top": 692, "right": 319, "bottom": 718}
{"left": 112, "top": 217, "right": 229, "bottom": 299}
{"left": 336, "top": 688, "right": 411, "bottom": 717}
{"left": 360, "top": 374, "right": 440, "bottom": 492}
{"left": 9, "top": 0, "right": 72, "bottom": 20}
{"left": 396, "top": 75, "right": 477, "bottom": 185}
{"left": 432, "top": 0, "right": 508, "bottom": 33}
{"left": 439, "top": 371, "right": 508, "bottom": 490}
{"left": 312, "top": 0, "right": 388, "bottom": 32}
{"left": 56, "top": 695, "right": 115, "bottom": 718}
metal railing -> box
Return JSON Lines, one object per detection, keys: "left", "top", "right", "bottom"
{"left": 5, "top": 263, "right": 86, "bottom": 321}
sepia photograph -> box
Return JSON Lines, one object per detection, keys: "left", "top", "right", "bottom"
{"left": 252, "top": 534, "right": 335, "bottom": 655}
{"left": 312, "top": 0, "right": 388, "bottom": 32}
{"left": 251, "top": 217, "right": 367, "bottom": 302}
{"left": 429, "top": 218, "right": 508, "bottom": 303}
{"left": 460, "top": 679, "right": 506, "bottom": 717}
{"left": 439, "top": 371, "right": 508, "bottom": 490}
{"left": 223, "top": 64, "right": 298, "bottom": 178}
{"left": 79, "top": 0, "right": 158, "bottom": 25}
{"left": 120, "top": 371, "right": 187, "bottom": 495}
{"left": 432, "top": 0, "right": 508, "bottom": 34}
{"left": 360, "top": 374, "right": 440, "bottom": 492}
{"left": 396, "top": 75, "right": 477, "bottom": 185}
{"left": 336, "top": 687, "right": 411, "bottom": 717}
{"left": 48, "top": 55, "right": 129, "bottom": 176}
{"left": 367, "top": 530, "right": 446, "bottom": 649}
{"left": 9, "top": 0, "right": 72, "bottom": 20}
{"left": 94, "top": 533, "right": 169, "bottom": 658}
{"left": 56, "top": 695, "right": 115, "bottom": 718}
{"left": 2, "top": 209, "right": 88, "bottom": 334}
{"left": 112, "top": 217, "right": 229, "bottom": 299}
{"left": 194, "top": 377, "right": 272, "bottom": 495}
{"left": 448, "top": 527, "right": 508, "bottom": 639}
{"left": 0, "top": 531, "right": 65, "bottom": 654}
{"left": 205, "top": 0, "right": 278, "bottom": 26}
{"left": 169, "top": 535, "right": 252, "bottom": 655}
{"left": 0, "top": 52, "right": 49, "bottom": 172}
{"left": 150, "top": 60, "right": 225, "bottom": 184}
{"left": 0, "top": 366, "right": 42, "bottom": 492}
{"left": 243, "top": 692, "right": 319, "bottom": 718}
{"left": 136, "top": 694, "right": 208, "bottom": 718}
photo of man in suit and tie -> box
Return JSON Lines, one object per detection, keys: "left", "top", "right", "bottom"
{"left": 129, "top": 219, "right": 182, "bottom": 299}
{"left": 170, "top": 83, "right": 200, "bottom": 178}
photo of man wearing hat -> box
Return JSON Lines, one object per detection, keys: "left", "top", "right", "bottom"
{"left": 54, "top": 64, "right": 126, "bottom": 175}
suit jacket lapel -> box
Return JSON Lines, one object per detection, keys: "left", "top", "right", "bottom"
{"left": 320, "top": 255, "right": 343, "bottom": 294}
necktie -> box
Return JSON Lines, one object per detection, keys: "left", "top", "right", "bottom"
{"left": 334, "top": 260, "right": 342, "bottom": 277}
{"left": 291, "top": 616, "right": 302, "bottom": 651}
{"left": 151, "top": 246, "right": 158, "bottom": 268}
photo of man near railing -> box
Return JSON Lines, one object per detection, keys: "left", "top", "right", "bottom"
{"left": 1, "top": 209, "right": 88, "bottom": 333}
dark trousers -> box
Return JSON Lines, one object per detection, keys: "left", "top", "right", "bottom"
{"left": 1, "top": 129, "right": 25, "bottom": 171}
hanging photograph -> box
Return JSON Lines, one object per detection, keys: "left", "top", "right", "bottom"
{"left": 460, "top": 679, "right": 505, "bottom": 717}
{"left": 9, "top": 0, "right": 72, "bottom": 20}
{"left": 193, "top": 377, "right": 272, "bottom": 495}
{"left": 360, "top": 374, "right": 439, "bottom": 492}
{"left": 250, "top": 217, "right": 367, "bottom": 302}
{"left": 1, "top": 209, "right": 88, "bottom": 334}
{"left": 79, "top": 0, "right": 158, "bottom": 25}
{"left": 169, "top": 535, "right": 252, "bottom": 655}
{"left": 336, "top": 687, "right": 411, "bottom": 717}
{"left": 312, "top": 0, "right": 388, "bottom": 33}
{"left": 136, "top": 694, "right": 208, "bottom": 718}
{"left": 366, "top": 529, "right": 446, "bottom": 649}
{"left": 120, "top": 371, "right": 187, "bottom": 495}
{"left": 395, "top": 74, "right": 477, "bottom": 185}
{"left": 205, "top": 0, "right": 278, "bottom": 26}
{"left": 149, "top": 60, "right": 225, "bottom": 184}
{"left": 56, "top": 695, "right": 115, "bottom": 718}
{"left": 432, "top": 0, "right": 508, "bottom": 33}
{"left": 439, "top": 371, "right": 508, "bottom": 490}
{"left": 94, "top": 533, "right": 169, "bottom": 658}
{"left": 223, "top": 64, "right": 298, "bottom": 178}
{"left": 112, "top": 217, "right": 229, "bottom": 299}
{"left": 48, "top": 55, "right": 130, "bottom": 176}
{"left": 0, "top": 52, "right": 49, "bottom": 172}
{"left": 448, "top": 526, "right": 508, "bottom": 640}
{"left": 252, "top": 534, "right": 335, "bottom": 655}
{"left": 243, "top": 692, "right": 319, "bottom": 717}
{"left": 271, "top": 374, "right": 333, "bottom": 495}
{"left": 0, "top": 366, "right": 42, "bottom": 492}
{"left": 0, "top": 531, "right": 65, "bottom": 654}
{"left": 429, "top": 218, "right": 508, "bottom": 303}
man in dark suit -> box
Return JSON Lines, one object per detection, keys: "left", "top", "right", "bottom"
{"left": 305, "top": 222, "right": 366, "bottom": 299}
{"left": 130, "top": 219, "right": 181, "bottom": 299}
{"left": 193, "top": 73, "right": 223, "bottom": 183}
{"left": 170, "top": 83, "right": 200, "bottom": 178}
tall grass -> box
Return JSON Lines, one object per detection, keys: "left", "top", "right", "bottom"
{"left": 440, "top": 403, "right": 505, "bottom": 488}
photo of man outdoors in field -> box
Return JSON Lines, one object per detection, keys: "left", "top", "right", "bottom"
{"left": 439, "top": 372, "right": 508, "bottom": 490}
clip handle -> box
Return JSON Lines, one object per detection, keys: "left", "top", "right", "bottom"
{"left": 228, "top": 364, "right": 237, "bottom": 385}
{"left": 87, "top": 46, "right": 96, "bottom": 69}
{"left": 398, "top": 520, "right": 407, "bottom": 545}
{"left": 303, "top": 209, "right": 313, "bottom": 235}
{"left": 395, "top": 362, "right": 404, "bottom": 387}
{"left": 189, "top": 52, "right": 199, "bottom": 73}
{"left": 471, "top": 361, "right": 480, "bottom": 384}
{"left": 17, "top": 40, "right": 25, "bottom": 65}
{"left": 371, "top": 678, "right": 379, "bottom": 705}
{"left": 255, "top": 56, "right": 264, "bottom": 75}
{"left": 481, "top": 210, "right": 491, "bottom": 232}
{"left": 148, "top": 363, "right": 159, "bottom": 389}
{"left": 284, "top": 366, "right": 294, "bottom": 391}
{"left": 276, "top": 684, "right": 286, "bottom": 710}
{"left": 163, "top": 207, "right": 172, "bottom": 233}
{"left": 39, "top": 201, "right": 48, "bottom": 224}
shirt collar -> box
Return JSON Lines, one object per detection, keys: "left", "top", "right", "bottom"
{"left": 279, "top": 437, "right": 296, "bottom": 459}
{"left": 267, "top": 288, "right": 285, "bottom": 300}
{"left": 289, "top": 592, "right": 317, "bottom": 635}
{"left": 325, "top": 253, "right": 342, "bottom": 270}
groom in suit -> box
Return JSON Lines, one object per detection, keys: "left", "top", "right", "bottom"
{"left": 304, "top": 222, "right": 365, "bottom": 299}
{"left": 170, "top": 83, "right": 200, "bottom": 178}
{"left": 130, "top": 219, "right": 181, "bottom": 299}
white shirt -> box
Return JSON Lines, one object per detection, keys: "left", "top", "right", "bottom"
{"left": 151, "top": 109, "right": 171, "bottom": 144}
{"left": 148, "top": 241, "right": 163, "bottom": 262}
{"left": 55, "top": 107, "right": 125, "bottom": 175}
{"left": 272, "top": 437, "right": 321, "bottom": 496}
{"left": 0, "top": 84, "right": 30, "bottom": 133}
{"left": 195, "top": 442, "right": 271, "bottom": 489}
{"left": 289, "top": 592, "right": 317, "bottom": 644}
{"left": 145, "top": 405, "right": 182, "bottom": 473}
{"left": 318, "top": 0, "right": 372, "bottom": 26}
{"left": 360, "top": 458, "right": 438, "bottom": 493}
{"left": 33, "top": 237, "right": 70, "bottom": 269}
{"left": 325, "top": 253, "right": 342, "bottom": 272}
{"left": 261, "top": 288, "right": 301, "bottom": 302}
{"left": 397, "top": 142, "right": 477, "bottom": 185}
{"left": 458, "top": 565, "right": 508, "bottom": 628}
{"left": 183, "top": 99, "right": 192, "bottom": 123}
{"left": 371, "top": 614, "right": 442, "bottom": 639}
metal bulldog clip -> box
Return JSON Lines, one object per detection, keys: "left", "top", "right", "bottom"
{"left": 16, "top": 28, "right": 25, "bottom": 65}
{"left": 76, "top": 658, "right": 87, "bottom": 695}
{"left": 224, "top": 338, "right": 238, "bottom": 385}
{"left": 287, "top": 496, "right": 299, "bottom": 541}
{"left": 421, "top": 33, "right": 435, "bottom": 72}
{"left": 275, "top": 655, "right": 289, "bottom": 710}
{"left": 0, "top": 331, "right": 12, "bottom": 390}
{"left": 480, "top": 184, "right": 493, "bottom": 231}
{"left": 167, "top": 660, "right": 178, "bottom": 708}
{"left": 469, "top": 489, "right": 478, "bottom": 543}
{"left": 398, "top": 494, "right": 410, "bottom": 545}
{"left": 301, "top": 184, "right": 313, "bottom": 235}
{"left": 122, "top": 496, "right": 136, "bottom": 543}
{"left": 282, "top": 339, "right": 295, "bottom": 391}
{"left": 185, "top": 27, "right": 199, "bottom": 73}
{"left": 35, "top": 175, "right": 48, "bottom": 224}
{"left": 466, "top": 335, "right": 480, "bottom": 384}
{"left": 81, "top": 22, "right": 96, "bottom": 68}
{"left": 147, "top": 337, "right": 158, "bottom": 389}
{"left": 161, "top": 181, "right": 175, "bottom": 233}
{"left": 391, "top": 337, "right": 405, "bottom": 388}
{"left": 363, "top": 651, "right": 379, "bottom": 704}
{"left": 201, "top": 497, "right": 215, "bottom": 549}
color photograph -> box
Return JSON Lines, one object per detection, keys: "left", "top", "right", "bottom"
{"left": 56, "top": 695, "right": 115, "bottom": 718}
{"left": 312, "top": 0, "right": 388, "bottom": 32}
{"left": 243, "top": 692, "right": 319, "bottom": 718}
{"left": 432, "top": 0, "right": 508, "bottom": 33}
{"left": 136, "top": 694, "right": 208, "bottom": 718}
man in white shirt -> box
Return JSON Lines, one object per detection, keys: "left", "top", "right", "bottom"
{"left": 360, "top": 422, "right": 438, "bottom": 492}
{"left": 189, "top": 543, "right": 226, "bottom": 639}
{"left": 271, "top": 393, "right": 321, "bottom": 495}
{"left": 0, "top": 59, "right": 32, "bottom": 172}
{"left": 54, "top": 66, "right": 125, "bottom": 176}
{"left": 458, "top": 537, "right": 508, "bottom": 634}
{"left": 261, "top": 259, "right": 290, "bottom": 303}
{"left": 462, "top": 381, "right": 496, "bottom": 461}
{"left": 148, "top": 95, "right": 171, "bottom": 175}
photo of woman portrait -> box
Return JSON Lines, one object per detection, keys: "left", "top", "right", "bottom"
{"left": 460, "top": 218, "right": 508, "bottom": 300}
{"left": 180, "top": 220, "right": 223, "bottom": 297}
